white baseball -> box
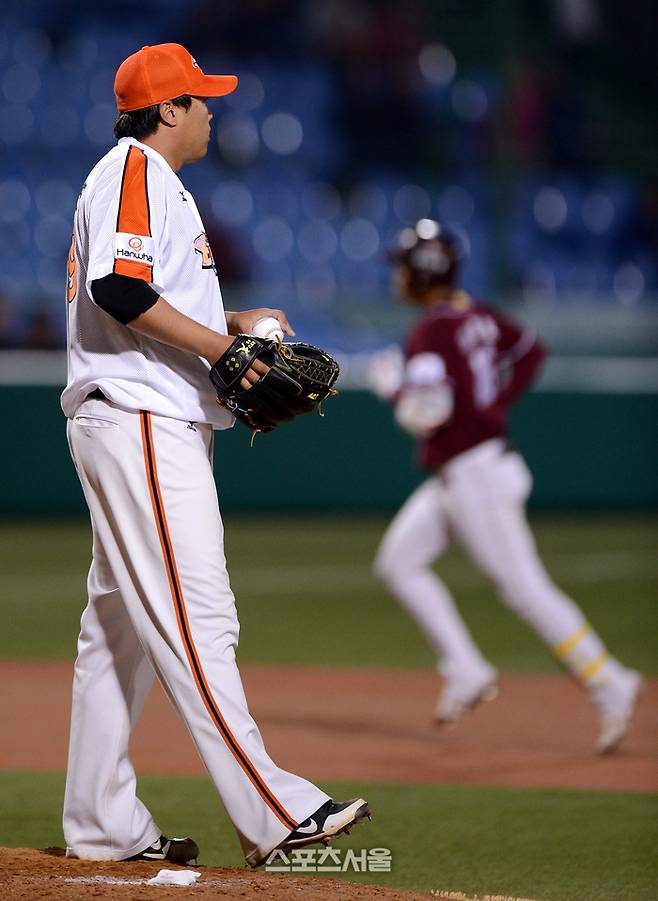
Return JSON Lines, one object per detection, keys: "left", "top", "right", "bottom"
{"left": 251, "top": 315, "right": 284, "bottom": 342}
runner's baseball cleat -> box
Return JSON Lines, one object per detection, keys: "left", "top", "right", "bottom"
{"left": 434, "top": 664, "right": 498, "bottom": 725}
{"left": 591, "top": 668, "right": 642, "bottom": 754}
{"left": 127, "top": 834, "right": 199, "bottom": 864}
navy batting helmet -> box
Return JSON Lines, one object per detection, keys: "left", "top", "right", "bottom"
{"left": 387, "top": 219, "right": 464, "bottom": 298}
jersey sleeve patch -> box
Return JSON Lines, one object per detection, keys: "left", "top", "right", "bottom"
{"left": 114, "top": 145, "right": 153, "bottom": 281}
{"left": 114, "top": 232, "right": 157, "bottom": 279}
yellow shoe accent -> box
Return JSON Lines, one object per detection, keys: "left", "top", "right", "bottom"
{"left": 553, "top": 623, "right": 590, "bottom": 658}
{"left": 578, "top": 652, "right": 609, "bottom": 683}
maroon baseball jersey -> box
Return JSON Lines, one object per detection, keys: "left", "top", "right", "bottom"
{"left": 405, "top": 293, "right": 546, "bottom": 469}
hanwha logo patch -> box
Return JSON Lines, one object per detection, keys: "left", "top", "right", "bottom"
{"left": 128, "top": 236, "right": 143, "bottom": 251}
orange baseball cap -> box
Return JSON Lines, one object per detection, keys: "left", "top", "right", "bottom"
{"left": 114, "top": 43, "right": 238, "bottom": 112}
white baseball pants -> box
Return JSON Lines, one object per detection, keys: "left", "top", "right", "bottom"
{"left": 64, "top": 397, "right": 328, "bottom": 865}
{"left": 374, "top": 439, "right": 613, "bottom": 685}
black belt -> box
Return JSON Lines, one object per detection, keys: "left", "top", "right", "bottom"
{"left": 87, "top": 388, "right": 106, "bottom": 400}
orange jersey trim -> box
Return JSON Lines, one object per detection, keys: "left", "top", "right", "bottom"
{"left": 139, "top": 412, "right": 298, "bottom": 831}
{"left": 114, "top": 258, "right": 153, "bottom": 280}
{"left": 114, "top": 145, "right": 153, "bottom": 281}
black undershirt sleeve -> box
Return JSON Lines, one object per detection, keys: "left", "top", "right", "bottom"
{"left": 91, "top": 273, "right": 159, "bottom": 325}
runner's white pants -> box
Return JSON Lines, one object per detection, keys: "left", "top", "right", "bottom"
{"left": 64, "top": 397, "right": 328, "bottom": 864}
{"left": 374, "top": 439, "right": 611, "bottom": 683}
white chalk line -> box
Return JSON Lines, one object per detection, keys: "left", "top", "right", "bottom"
{"left": 431, "top": 892, "right": 541, "bottom": 901}
{"left": 58, "top": 874, "right": 231, "bottom": 887}
{"left": 28, "top": 875, "right": 543, "bottom": 900}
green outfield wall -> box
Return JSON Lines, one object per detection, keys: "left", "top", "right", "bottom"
{"left": 1, "top": 386, "right": 656, "bottom": 514}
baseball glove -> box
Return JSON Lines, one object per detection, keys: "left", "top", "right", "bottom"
{"left": 209, "top": 334, "right": 340, "bottom": 434}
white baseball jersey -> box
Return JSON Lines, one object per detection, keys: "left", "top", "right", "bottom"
{"left": 61, "top": 136, "right": 233, "bottom": 429}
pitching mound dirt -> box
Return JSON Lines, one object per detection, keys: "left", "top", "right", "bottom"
{"left": 0, "top": 848, "right": 432, "bottom": 900}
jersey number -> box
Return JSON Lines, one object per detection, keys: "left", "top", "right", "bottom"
{"left": 468, "top": 345, "right": 499, "bottom": 408}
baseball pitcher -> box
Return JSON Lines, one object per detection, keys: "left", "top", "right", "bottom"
{"left": 61, "top": 43, "right": 368, "bottom": 867}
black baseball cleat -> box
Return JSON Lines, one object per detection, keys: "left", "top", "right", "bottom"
{"left": 127, "top": 834, "right": 199, "bottom": 864}
{"left": 280, "top": 798, "right": 371, "bottom": 853}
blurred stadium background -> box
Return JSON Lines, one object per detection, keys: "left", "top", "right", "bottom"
{"left": 0, "top": 0, "right": 657, "bottom": 514}
{"left": 0, "top": 3, "right": 657, "bottom": 898}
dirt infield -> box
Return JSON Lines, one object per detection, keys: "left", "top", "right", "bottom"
{"left": 2, "top": 663, "right": 655, "bottom": 900}
{"left": 2, "top": 662, "right": 657, "bottom": 791}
